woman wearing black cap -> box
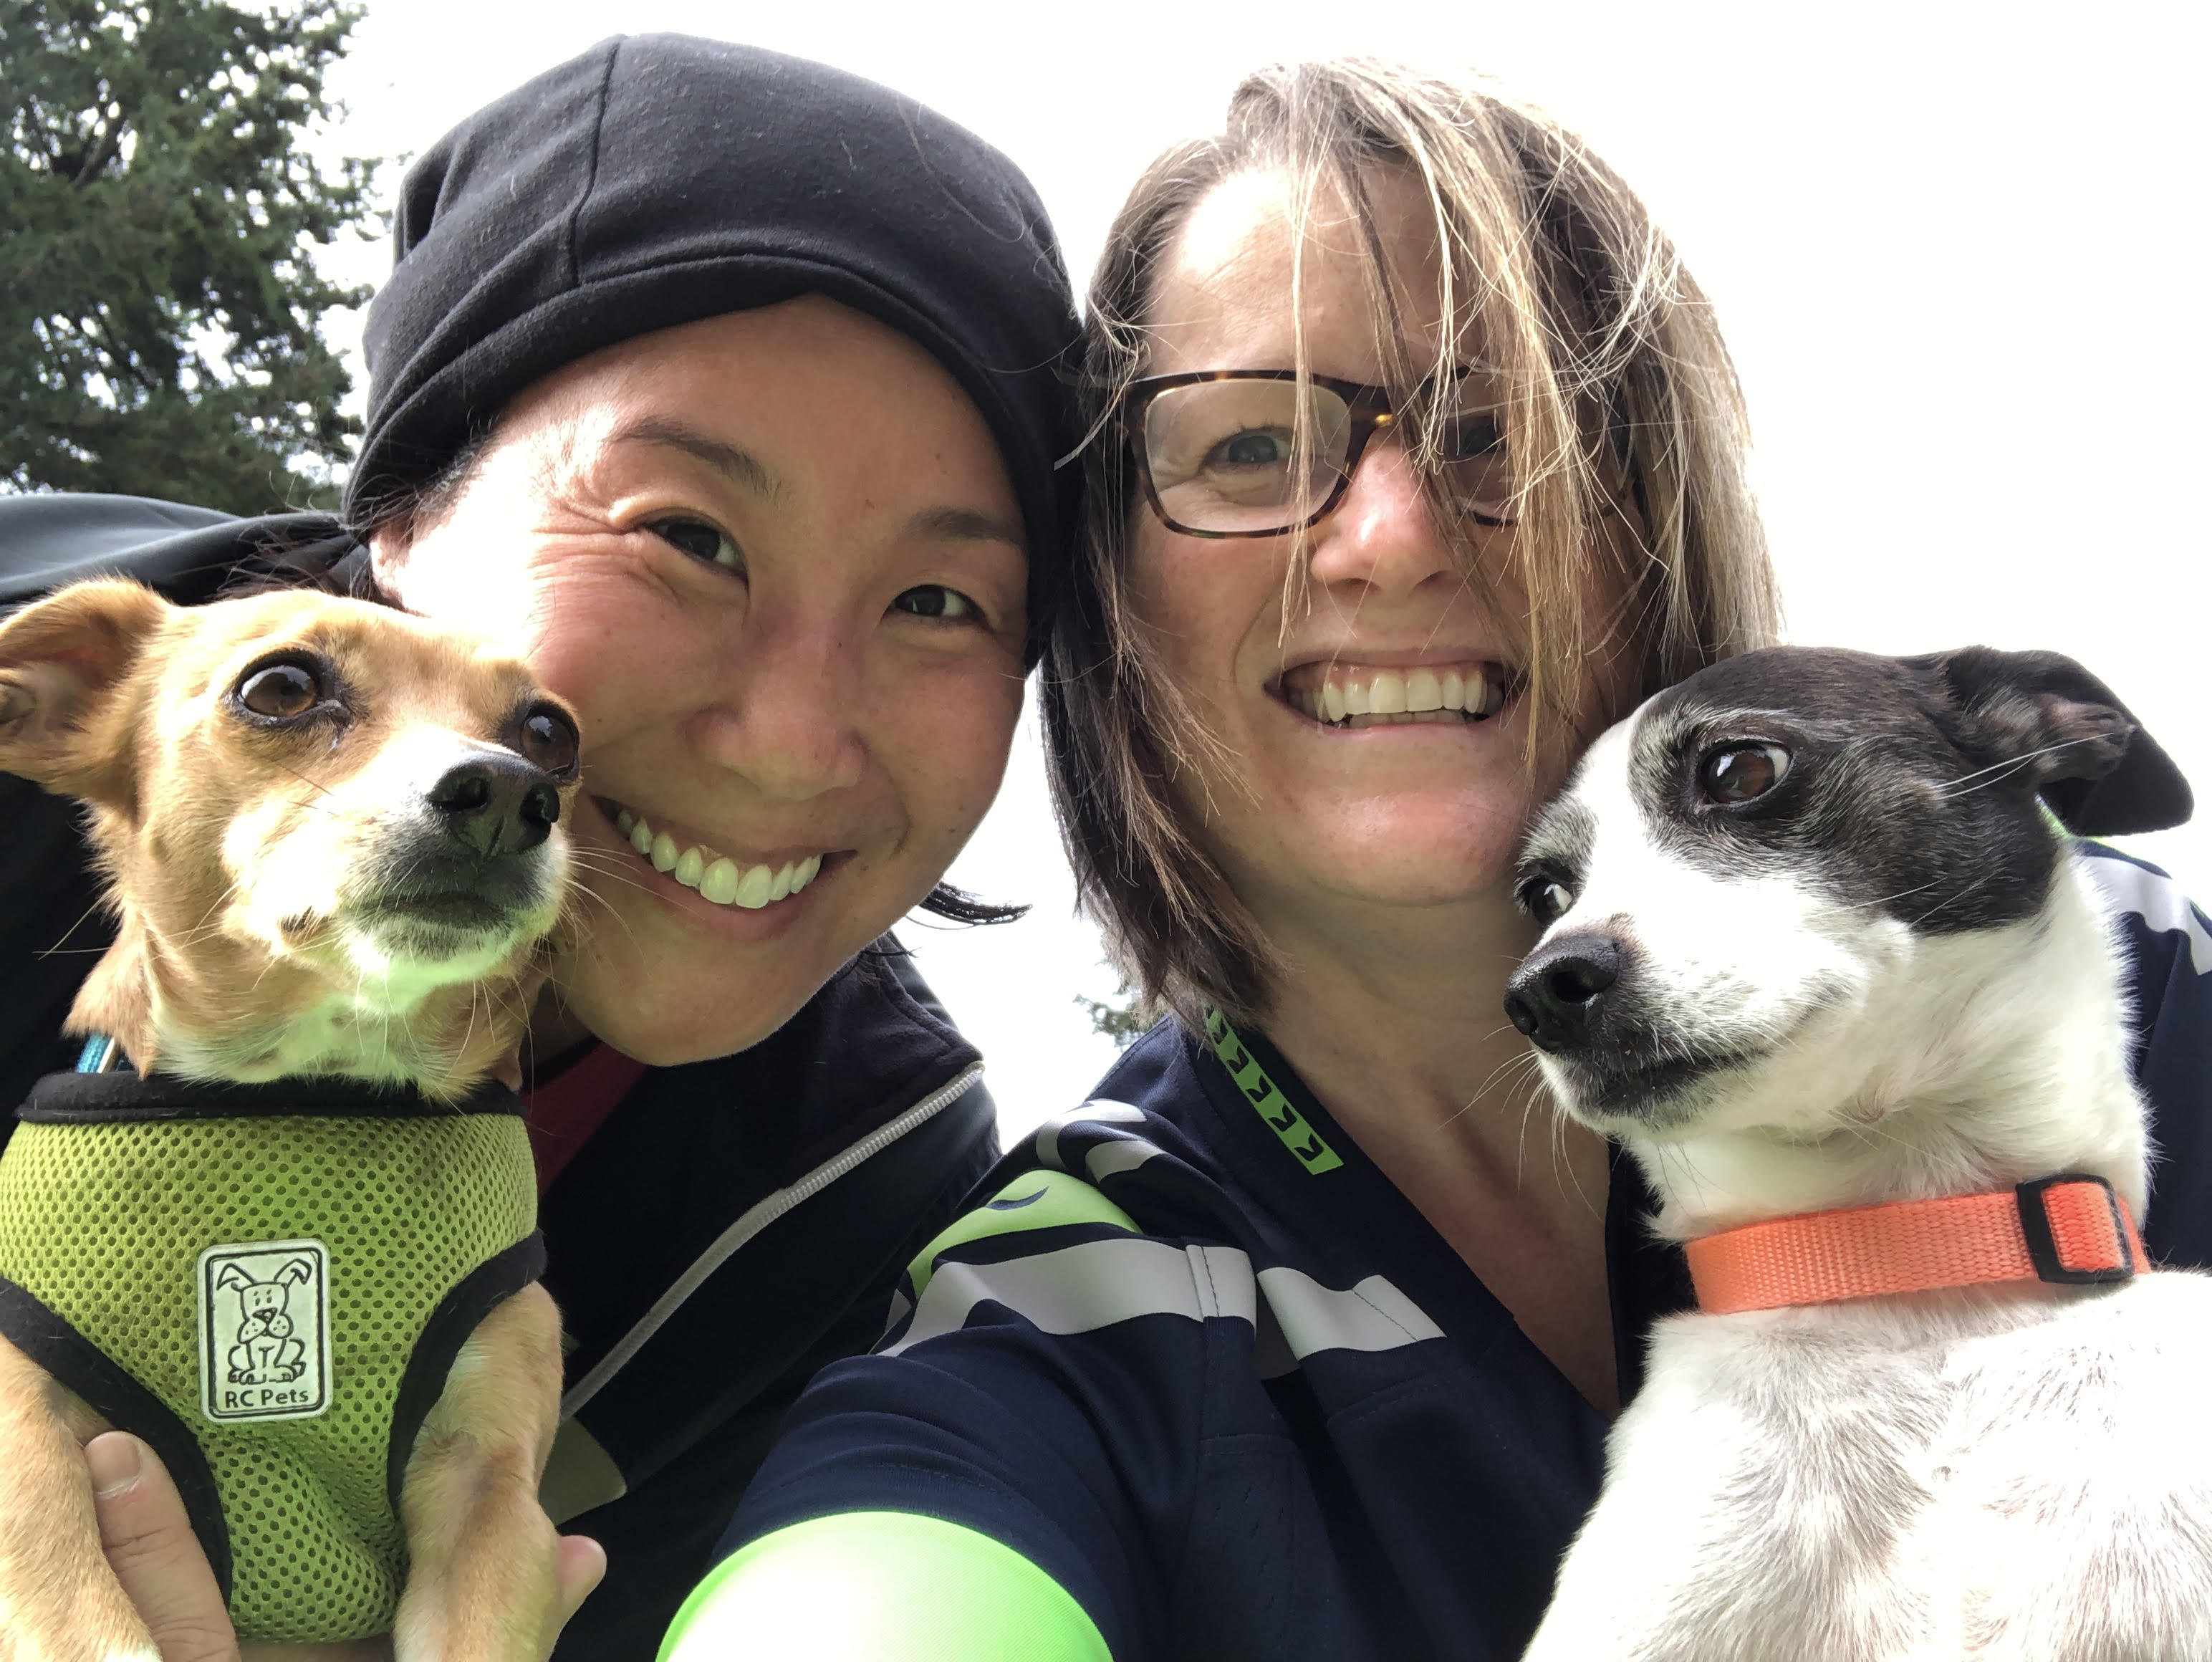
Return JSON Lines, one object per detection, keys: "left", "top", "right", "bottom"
{"left": 0, "top": 34, "right": 1078, "bottom": 1658}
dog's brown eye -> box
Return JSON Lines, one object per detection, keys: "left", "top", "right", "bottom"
{"left": 236, "top": 663, "right": 321, "bottom": 719}
{"left": 1517, "top": 876, "right": 1577, "bottom": 925}
{"left": 1699, "top": 743, "right": 1790, "bottom": 804}
{"left": 518, "top": 707, "right": 580, "bottom": 776}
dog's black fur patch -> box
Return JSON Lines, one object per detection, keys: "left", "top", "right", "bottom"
{"left": 1617, "top": 646, "right": 2187, "bottom": 936}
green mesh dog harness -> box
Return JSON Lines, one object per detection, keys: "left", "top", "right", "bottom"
{"left": 0, "top": 1069, "right": 544, "bottom": 1643}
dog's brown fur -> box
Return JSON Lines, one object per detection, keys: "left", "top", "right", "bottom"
{"left": 0, "top": 579, "right": 583, "bottom": 1659}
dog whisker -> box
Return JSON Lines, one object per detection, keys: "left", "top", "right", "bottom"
{"left": 1931, "top": 732, "right": 2110, "bottom": 800}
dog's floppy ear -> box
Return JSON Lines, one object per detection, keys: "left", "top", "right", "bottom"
{"left": 0, "top": 579, "right": 172, "bottom": 809}
{"left": 1915, "top": 645, "right": 2192, "bottom": 836}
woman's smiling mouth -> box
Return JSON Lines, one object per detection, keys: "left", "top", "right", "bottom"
{"left": 1276, "top": 661, "right": 1513, "bottom": 729}
{"left": 605, "top": 800, "right": 830, "bottom": 909}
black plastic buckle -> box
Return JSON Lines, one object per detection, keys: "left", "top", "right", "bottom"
{"left": 2014, "top": 1173, "right": 2137, "bottom": 1285}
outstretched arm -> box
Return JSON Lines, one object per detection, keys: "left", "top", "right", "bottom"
{"left": 660, "top": 1513, "right": 1109, "bottom": 1662}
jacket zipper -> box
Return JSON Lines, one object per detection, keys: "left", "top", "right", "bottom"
{"left": 558, "top": 1060, "right": 986, "bottom": 1418}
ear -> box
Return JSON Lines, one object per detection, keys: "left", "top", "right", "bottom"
{"left": 0, "top": 580, "right": 172, "bottom": 807}
{"left": 213, "top": 1263, "right": 254, "bottom": 1293}
{"left": 1917, "top": 645, "right": 2193, "bottom": 836}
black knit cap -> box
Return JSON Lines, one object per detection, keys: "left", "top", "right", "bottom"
{"left": 345, "top": 35, "right": 1081, "bottom": 657}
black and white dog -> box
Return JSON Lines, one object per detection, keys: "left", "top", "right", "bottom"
{"left": 1508, "top": 645, "right": 2212, "bottom": 1662}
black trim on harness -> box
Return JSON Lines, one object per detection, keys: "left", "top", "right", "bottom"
{"left": 0, "top": 1275, "right": 234, "bottom": 1599}
{"left": 2014, "top": 1173, "right": 2139, "bottom": 1285}
{"left": 21, "top": 1070, "right": 525, "bottom": 1125}
{"left": 385, "top": 1231, "right": 549, "bottom": 1514}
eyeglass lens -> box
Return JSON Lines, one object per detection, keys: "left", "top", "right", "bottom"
{"left": 1140, "top": 376, "right": 1515, "bottom": 536}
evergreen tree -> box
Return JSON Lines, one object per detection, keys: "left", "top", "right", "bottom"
{"left": 1, "top": 0, "right": 377, "bottom": 512}
{"left": 1077, "top": 977, "right": 1153, "bottom": 1049}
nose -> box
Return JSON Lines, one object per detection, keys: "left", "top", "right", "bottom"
{"left": 428, "top": 752, "right": 563, "bottom": 856}
{"left": 692, "top": 615, "right": 869, "bottom": 802}
{"left": 1503, "top": 933, "right": 1626, "bottom": 1055}
{"left": 1305, "top": 436, "right": 1457, "bottom": 599}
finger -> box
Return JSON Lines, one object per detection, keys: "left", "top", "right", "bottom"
{"left": 553, "top": 1533, "right": 607, "bottom": 1630}
{"left": 90, "top": 1431, "right": 241, "bottom": 1662}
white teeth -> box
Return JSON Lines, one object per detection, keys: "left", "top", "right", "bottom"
{"left": 1287, "top": 664, "right": 1509, "bottom": 729}
{"left": 610, "top": 802, "right": 827, "bottom": 910}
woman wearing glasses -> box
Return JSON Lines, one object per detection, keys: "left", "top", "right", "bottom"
{"left": 670, "top": 59, "right": 2212, "bottom": 1661}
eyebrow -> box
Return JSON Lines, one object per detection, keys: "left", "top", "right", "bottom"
{"left": 609, "top": 416, "right": 789, "bottom": 504}
{"left": 906, "top": 504, "right": 1026, "bottom": 552}
{"left": 610, "top": 416, "right": 1022, "bottom": 549}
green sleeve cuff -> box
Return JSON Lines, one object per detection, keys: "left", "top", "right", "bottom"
{"left": 659, "top": 1511, "right": 1112, "bottom": 1661}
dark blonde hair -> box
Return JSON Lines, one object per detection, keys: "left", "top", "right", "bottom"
{"left": 1043, "top": 58, "right": 1781, "bottom": 1026}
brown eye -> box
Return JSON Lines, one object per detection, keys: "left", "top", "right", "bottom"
{"left": 517, "top": 706, "right": 580, "bottom": 776}
{"left": 236, "top": 662, "right": 322, "bottom": 719}
{"left": 1516, "top": 875, "right": 1577, "bottom": 926}
{"left": 1699, "top": 744, "right": 1790, "bottom": 804}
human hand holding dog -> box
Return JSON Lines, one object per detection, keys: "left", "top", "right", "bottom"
{"left": 90, "top": 1431, "right": 607, "bottom": 1662}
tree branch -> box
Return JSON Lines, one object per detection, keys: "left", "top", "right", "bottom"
{"left": 71, "top": 104, "right": 125, "bottom": 188}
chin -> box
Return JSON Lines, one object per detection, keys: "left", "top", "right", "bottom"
{"left": 554, "top": 916, "right": 845, "bottom": 1065}
{"left": 564, "top": 967, "right": 814, "bottom": 1067}
{"left": 1309, "top": 810, "right": 1526, "bottom": 908}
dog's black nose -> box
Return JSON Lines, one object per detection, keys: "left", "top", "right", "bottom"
{"left": 428, "top": 754, "right": 562, "bottom": 856}
{"left": 1503, "top": 934, "right": 1625, "bottom": 1055}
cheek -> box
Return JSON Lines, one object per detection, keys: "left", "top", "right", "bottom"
{"left": 473, "top": 564, "right": 706, "bottom": 749}
{"left": 1129, "top": 530, "right": 1278, "bottom": 713}
{"left": 875, "top": 662, "right": 1023, "bottom": 845}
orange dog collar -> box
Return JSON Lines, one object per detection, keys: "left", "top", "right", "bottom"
{"left": 1685, "top": 1173, "right": 2148, "bottom": 1315}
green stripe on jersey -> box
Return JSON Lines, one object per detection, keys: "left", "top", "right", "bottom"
{"left": 905, "top": 1168, "right": 1138, "bottom": 1301}
{"left": 660, "top": 1512, "right": 1112, "bottom": 1662}
{"left": 1202, "top": 1006, "right": 1344, "bottom": 1174}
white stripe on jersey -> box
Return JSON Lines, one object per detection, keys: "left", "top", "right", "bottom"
{"left": 883, "top": 1231, "right": 1445, "bottom": 1368}
{"left": 2082, "top": 851, "right": 2212, "bottom": 974}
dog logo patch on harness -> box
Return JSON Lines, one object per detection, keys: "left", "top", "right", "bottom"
{"left": 196, "top": 1239, "right": 332, "bottom": 1423}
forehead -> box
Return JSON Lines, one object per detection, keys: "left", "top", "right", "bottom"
{"left": 1144, "top": 165, "right": 1448, "bottom": 378}
{"left": 450, "top": 297, "right": 1021, "bottom": 537}
{"left": 1533, "top": 649, "right": 1939, "bottom": 827}
{"left": 1634, "top": 651, "right": 1947, "bottom": 769}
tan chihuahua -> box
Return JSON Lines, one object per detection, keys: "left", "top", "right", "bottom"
{"left": 0, "top": 578, "right": 582, "bottom": 1658}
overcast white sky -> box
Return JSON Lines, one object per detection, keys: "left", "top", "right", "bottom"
{"left": 309, "top": 0, "right": 2211, "bottom": 1139}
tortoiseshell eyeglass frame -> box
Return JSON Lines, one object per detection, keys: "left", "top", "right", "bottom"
{"left": 1115, "top": 366, "right": 1498, "bottom": 540}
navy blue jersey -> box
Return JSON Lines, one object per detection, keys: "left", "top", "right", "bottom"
{"left": 721, "top": 842, "right": 2212, "bottom": 1662}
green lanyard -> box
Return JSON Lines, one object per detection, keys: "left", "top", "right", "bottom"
{"left": 1201, "top": 1005, "right": 1344, "bottom": 1175}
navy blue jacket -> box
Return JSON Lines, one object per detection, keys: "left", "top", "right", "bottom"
{"left": 724, "top": 841, "right": 2212, "bottom": 1661}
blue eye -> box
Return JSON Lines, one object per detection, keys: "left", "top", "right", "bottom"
{"left": 1208, "top": 429, "right": 1292, "bottom": 470}
{"left": 1441, "top": 412, "right": 1504, "bottom": 461}
{"left": 891, "top": 585, "right": 978, "bottom": 621}
{"left": 648, "top": 517, "right": 742, "bottom": 570}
